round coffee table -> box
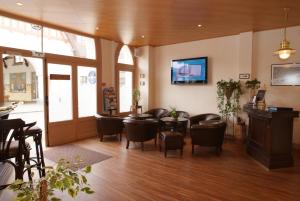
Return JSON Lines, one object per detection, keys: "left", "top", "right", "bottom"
{"left": 160, "top": 117, "right": 188, "bottom": 132}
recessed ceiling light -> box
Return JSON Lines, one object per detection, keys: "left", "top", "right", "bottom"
{"left": 16, "top": 2, "right": 23, "bottom": 6}
{"left": 197, "top": 24, "right": 203, "bottom": 28}
{"left": 141, "top": 35, "right": 145, "bottom": 38}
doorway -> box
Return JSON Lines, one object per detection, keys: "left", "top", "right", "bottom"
{"left": 2, "top": 54, "right": 45, "bottom": 143}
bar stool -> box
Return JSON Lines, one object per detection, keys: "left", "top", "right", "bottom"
{"left": 24, "top": 122, "right": 45, "bottom": 177}
{"left": 0, "top": 119, "right": 32, "bottom": 189}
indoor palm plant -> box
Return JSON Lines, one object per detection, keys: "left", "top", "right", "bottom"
{"left": 9, "top": 158, "right": 94, "bottom": 201}
{"left": 132, "top": 88, "right": 141, "bottom": 113}
{"left": 169, "top": 106, "right": 178, "bottom": 120}
{"left": 217, "top": 79, "right": 243, "bottom": 137}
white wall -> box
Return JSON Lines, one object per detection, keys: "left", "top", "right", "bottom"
{"left": 151, "top": 26, "right": 300, "bottom": 144}
{"left": 136, "top": 46, "right": 150, "bottom": 112}
{"left": 253, "top": 26, "right": 300, "bottom": 144}
{"left": 153, "top": 35, "right": 239, "bottom": 114}
{"left": 101, "top": 39, "right": 117, "bottom": 88}
{"left": 99, "top": 26, "right": 300, "bottom": 144}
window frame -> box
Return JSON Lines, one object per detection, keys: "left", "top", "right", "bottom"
{"left": 115, "top": 44, "right": 136, "bottom": 115}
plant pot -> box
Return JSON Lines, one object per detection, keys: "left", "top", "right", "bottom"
{"left": 39, "top": 180, "right": 48, "bottom": 201}
{"left": 225, "top": 88, "right": 234, "bottom": 103}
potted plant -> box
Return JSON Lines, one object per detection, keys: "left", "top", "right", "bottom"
{"left": 245, "top": 78, "right": 260, "bottom": 102}
{"left": 217, "top": 79, "right": 243, "bottom": 119}
{"left": 9, "top": 158, "right": 94, "bottom": 201}
{"left": 169, "top": 106, "right": 178, "bottom": 120}
{"left": 132, "top": 88, "right": 141, "bottom": 113}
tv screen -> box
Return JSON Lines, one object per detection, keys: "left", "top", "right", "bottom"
{"left": 171, "top": 57, "right": 208, "bottom": 84}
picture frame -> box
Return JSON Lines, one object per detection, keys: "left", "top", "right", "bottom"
{"left": 271, "top": 63, "right": 300, "bottom": 86}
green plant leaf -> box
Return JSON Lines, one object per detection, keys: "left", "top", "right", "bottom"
{"left": 84, "top": 165, "right": 92, "bottom": 173}
{"left": 81, "top": 175, "right": 87, "bottom": 184}
{"left": 81, "top": 187, "right": 94, "bottom": 194}
{"left": 51, "top": 197, "right": 61, "bottom": 201}
{"left": 68, "top": 188, "right": 76, "bottom": 198}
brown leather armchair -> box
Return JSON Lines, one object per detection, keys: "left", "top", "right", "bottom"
{"left": 123, "top": 119, "right": 159, "bottom": 151}
{"left": 190, "top": 113, "right": 221, "bottom": 128}
{"left": 190, "top": 120, "right": 226, "bottom": 155}
{"left": 95, "top": 114, "right": 124, "bottom": 141}
{"left": 144, "top": 108, "right": 169, "bottom": 120}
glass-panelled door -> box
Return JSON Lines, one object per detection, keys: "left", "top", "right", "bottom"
{"left": 45, "top": 61, "right": 98, "bottom": 146}
{"left": 46, "top": 62, "right": 76, "bottom": 146}
{"left": 118, "top": 70, "right": 133, "bottom": 114}
{"left": 77, "top": 66, "right": 97, "bottom": 117}
{"left": 2, "top": 54, "right": 46, "bottom": 146}
{"left": 48, "top": 64, "right": 73, "bottom": 122}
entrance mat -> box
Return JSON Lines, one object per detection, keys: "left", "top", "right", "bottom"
{"left": 44, "top": 144, "right": 111, "bottom": 169}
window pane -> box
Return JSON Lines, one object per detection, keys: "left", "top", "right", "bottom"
{"left": 117, "top": 45, "right": 134, "bottom": 65}
{"left": 43, "top": 27, "right": 96, "bottom": 59}
{"left": 48, "top": 64, "right": 73, "bottom": 122}
{"left": 0, "top": 16, "right": 42, "bottom": 51}
{"left": 119, "top": 71, "right": 133, "bottom": 112}
{"left": 77, "top": 66, "right": 97, "bottom": 117}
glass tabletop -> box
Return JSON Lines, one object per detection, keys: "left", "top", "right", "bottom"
{"left": 160, "top": 117, "right": 188, "bottom": 122}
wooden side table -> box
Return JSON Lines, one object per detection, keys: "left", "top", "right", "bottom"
{"left": 159, "top": 131, "right": 183, "bottom": 157}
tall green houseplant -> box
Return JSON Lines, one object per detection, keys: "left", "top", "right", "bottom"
{"left": 217, "top": 79, "right": 243, "bottom": 118}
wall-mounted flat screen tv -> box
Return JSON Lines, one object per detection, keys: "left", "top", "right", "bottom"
{"left": 171, "top": 57, "right": 208, "bottom": 84}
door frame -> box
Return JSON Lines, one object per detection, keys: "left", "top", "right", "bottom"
{"left": 0, "top": 47, "right": 49, "bottom": 143}
{"left": 0, "top": 42, "right": 101, "bottom": 146}
{"left": 45, "top": 57, "right": 99, "bottom": 146}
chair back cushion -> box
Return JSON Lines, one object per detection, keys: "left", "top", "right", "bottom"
{"left": 123, "top": 119, "right": 158, "bottom": 142}
{"left": 144, "top": 108, "right": 168, "bottom": 119}
{"left": 190, "top": 113, "right": 221, "bottom": 126}
{"left": 0, "top": 119, "right": 25, "bottom": 160}
{"left": 95, "top": 115, "right": 124, "bottom": 136}
{"left": 190, "top": 120, "right": 226, "bottom": 147}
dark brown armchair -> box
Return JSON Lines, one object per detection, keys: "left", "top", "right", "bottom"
{"left": 190, "top": 113, "right": 221, "bottom": 128}
{"left": 123, "top": 119, "right": 159, "bottom": 151}
{"left": 144, "top": 108, "right": 169, "bottom": 120}
{"left": 95, "top": 114, "right": 124, "bottom": 141}
{"left": 190, "top": 120, "right": 226, "bottom": 155}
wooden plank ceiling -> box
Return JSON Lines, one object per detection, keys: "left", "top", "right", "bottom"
{"left": 0, "top": 0, "right": 300, "bottom": 46}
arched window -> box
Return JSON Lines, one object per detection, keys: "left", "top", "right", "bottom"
{"left": 116, "top": 44, "right": 135, "bottom": 114}
{"left": 117, "top": 45, "right": 134, "bottom": 65}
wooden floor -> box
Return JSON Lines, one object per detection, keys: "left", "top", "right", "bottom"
{"left": 2, "top": 136, "right": 300, "bottom": 201}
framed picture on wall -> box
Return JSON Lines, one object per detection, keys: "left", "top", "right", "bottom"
{"left": 271, "top": 63, "right": 300, "bottom": 86}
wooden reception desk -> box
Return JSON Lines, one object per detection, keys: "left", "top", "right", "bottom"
{"left": 244, "top": 105, "right": 299, "bottom": 169}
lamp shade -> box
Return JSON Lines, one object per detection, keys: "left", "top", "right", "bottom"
{"left": 274, "top": 39, "right": 296, "bottom": 60}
